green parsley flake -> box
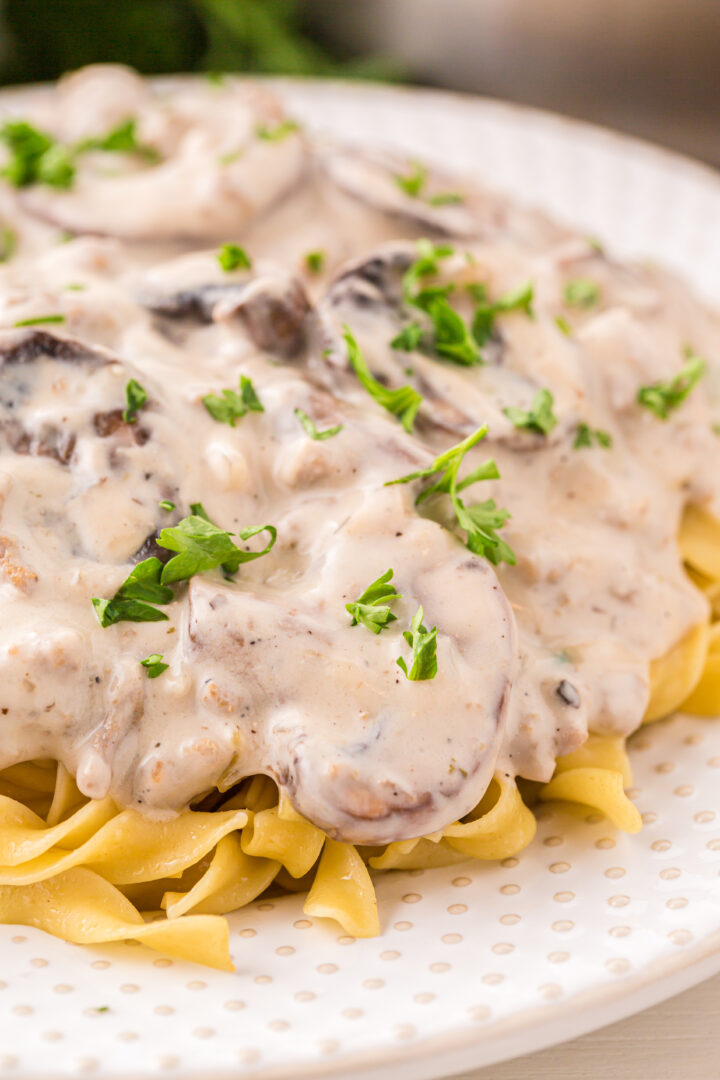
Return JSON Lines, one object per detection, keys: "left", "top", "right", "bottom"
{"left": 13, "top": 313, "right": 65, "bottom": 327}
{"left": 140, "top": 653, "right": 169, "bottom": 679}
{"left": 573, "top": 422, "right": 612, "bottom": 450}
{"left": 76, "top": 118, "right": 160, "bottom": 163}
{"left": 429, "top": 192, "right": 464, "bottom": 206}
{"left": 636, "top": 350, "right": 706, "bottom": 420}
{"left": 0, "top": 224, "right": 16, "bottom": 263}
{"left": 343, "top": 326, "right": 422, "bottom": 433}
{"left": 395, "top": 161, "right": 427, "bottom": 198}
{"left": 555, "top": 314, "right": 572, "bottom": 337}
{"left": 390, "top": 321, "right": 424, "bottom": 352}
{"left": 346, "top": 569, "right": 401, "bottom": 634}
{"left": 256, "top": 119, "right": 300, "bottom": 142}
{"left": 503, "top": 389, "right": 558, "bottom": 436}
{"left": 386, "top": 425, "right": 516, "bottom": 566}
{"left": 0, "top": 120, "right": 76, "bottom": 189}
{"left": 123, "top": 378, "right": 148, "bottom": 423}
{"left": 159, "top": 499, "right": 176, "bottom": 512}
{"left": 304, "top": 250, "right": 325, "bottom": 274}
{"left": 471, "top": 281, "right": 534, "bottom": 345}
{"left": 203, "top": 375, "right": 264, "bottom": 426}
{"left": 92, "top": 513, "right": 277, "bottom": 625}
{"left": 396, "top": 607, "right": 438, "bottom": 681}
{"left": 713, "top": 423, "right": 720, "bottom": 438}
{"left": 294, "top": 407, "right": 343, "bottom": 441}
{"left": 564, "top": 278, "right": 601, "bottom": 309}
{"left": 217, "top": 243, "right": 252, "bottom": 272}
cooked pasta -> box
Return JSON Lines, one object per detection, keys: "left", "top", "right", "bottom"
{"left": 0, "top": 65, "right": 717, "bottom": 968}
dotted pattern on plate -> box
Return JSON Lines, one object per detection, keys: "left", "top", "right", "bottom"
{"left": 0, "top": 79, "right": 719, "bottom": 1080}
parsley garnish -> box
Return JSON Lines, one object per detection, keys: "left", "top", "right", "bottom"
{"left": 92, "top": 513, "right": 277, "bottom": 625}
{"left": 0, "top": 224, "right": 16, "bottom": 262}
{"left": 573, "top": 422, "right": 612, "bottom": 449}
{"left": 343, "top": 326, "right": 422, "bottom": 433}
{"left": 564, "top": 278, "right": 601, "bottom": 309}
{"left": 304, "top": 250, "right": 325, "bottom": 274}
{"left": 92, "top": 558, "right": 173, "bottom": 627}
{"left": 713, "top": 423, "right": 720, "bottom": 438}
{"left": 636, "top": 350, "right": 706, "bottom": 420}
{"left": 503, "top": 389, "right": 558, "bottom": 436}
{"left": 390, "top": 322, "right": 423, "bottom": 352}
{"left": 429, "top": 192, "right": 464, "bottom": 205}
{"left": 294, "top": 407, "right": 343, "bottom": 441}
{"left": 396, "top": 607, "right": 438, "bottom": 681}
{"left": 420, "top": 294, "right": 480, "bottom": 366}
{"left": 159, "top": 499, "right": 176, "bottom": 512}
{"left": 217, "top": 243, "right": 252, "bottom": 272}
{"left": 158, "top": 514, "right": 276, "bottom": 585}
{"left": 140, "top": 653, "right": 169, "bottom": 679}
{"left": 123, "top": 378, "right": 148, "bottom": 423}
{"left": 471, "top": 282, "right": 534, "bottom": 345}
{"left": 203, "top": 375, "right": 264, "bottom": 426}
{"left": 346, "top": 569, "right": 401, "bottom": 634}
{"left": 13, "top": 314, "right": 65, "bottom": 327}
{"left": 256, "top": 119, "right": 300, "bottom": 142}
{"left": 386, "top": 425, "right": 516, "bottom": 566}
{"left": 555, "top": 314, "right": 572, "bottom": 336}
{"left": 0, "top": 121, "right": 75, "bottom": 188}
{"left": 395, "top": 161, "right": 427, "bottom": 198}
{"left": 76, "top": 119, "right": 159, "bottom": 163}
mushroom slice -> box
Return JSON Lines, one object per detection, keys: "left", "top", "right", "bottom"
{"left": 141, "top": 252, "right": 314, "bottom": 360}
{"left": 322, "top": 147, "right": 487, "bottom": 239}
{"left": 184, "top": 500, "right": 517, "bottom": 845}
{"left": 15, "top": 65, "right": 308, "bottom": 241}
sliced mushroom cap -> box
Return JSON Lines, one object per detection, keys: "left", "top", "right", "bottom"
{"left": 184, "top": 498, "right": 517, "bottom": 844}
{"left": 14, "top": 67, "right": 308, "bottom": 242}
{"left": 140, "top": 250, "right": 315, "bottom": 360}
{"left": 322, "top": 147, "right": 487, "bottom": 239}
{"left": 0, "top": 328, "right": 177, "bottom": 562}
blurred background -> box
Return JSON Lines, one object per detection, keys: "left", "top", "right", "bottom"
{"left": 1, "top": 0, "right": 718, "bottom": 166}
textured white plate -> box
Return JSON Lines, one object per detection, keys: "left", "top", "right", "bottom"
{"left": 1, "top": 80, "right": 719, "bottom": 1080}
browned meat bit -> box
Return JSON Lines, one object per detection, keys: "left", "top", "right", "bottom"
{"left": 0, "top": 535, "right": 37, "bottom": 592}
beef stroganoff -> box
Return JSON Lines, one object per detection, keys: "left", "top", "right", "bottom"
{"left": 0, "top": 66, "right": 717, "bottom": 970}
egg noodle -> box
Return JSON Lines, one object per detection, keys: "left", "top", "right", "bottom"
{"left": 0, "top": 505, "right": 715, "bottom": 970}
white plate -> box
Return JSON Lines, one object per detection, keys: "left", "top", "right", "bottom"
{"left": 1, "top": 79, "right": 719, "bottom": 1080}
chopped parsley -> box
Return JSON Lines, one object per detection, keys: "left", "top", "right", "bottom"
{"left": 159, "top": 499, "right": 176, "bottom": 512}
{"left": 503, "top": 389, "right": 558, "bottom": 436}
{"left": 304, "top": 250, "right": 325, "bottom": 274}
{"left": 0, "top": 224, "right": 16, "bottom": 263}
{"left": 140, "top": 653, "right": 169, "bottom": 679}
{"left": 471, "top": 281, "right": 534, "bottom": 345}
{"left": 256, "top": 119, "right": 300, "bottom": 142}
{"left": 429, "top": 192, "right": 464, "bottom": 206}
{"left": 390, "top": 321, "right": 423, "bottom": 352}
{"left": 92, "top": 513, "right": 277, "bottom": 625}
{"left": 217, "top": 243, "right": 252, "bottom": 272}
{"left": 394, "top": 161, "right": 427, "bottom": 198}
{"left": 713, "top": 423, "right": 720, "bottom": 438}
{"left": 343, "top": 326, "right": 422, "bottom": 433}
{"left": 346, "top": 569, "right": 401, "bottom": 634}
{"left": 564, "top": 278, "right": 601, "bottom": 309}
{"left": 123, "top": 378, "right": 148, "bottom": 423}
{"left": 555, "top": 314, "right": 572, "bottom": 336}
{"left": 386, "top": 425, "right": 516, "bottom": 566}
{"left": 636, "top": 350, "right": 706, "bottom": 420}
{"left": 294, "top": 407, "right": 343, "bottom": 441}
{"left": 203, "top": 375, "right": 264, "bottom": 426}
{"left": 13, "top": 313, "right": 66, "bottom": 327}
{"left": 92, "top": 558, "right": 173, "bottom": 627}
{"left": 396, "top": 607, "right": 438, "bottom": 681}
{"left": 76, "top": 118, "right": 159, "bottom": 162}
{"left": 0, "top": 120, "right": 75, "bottom": 188}
{"left": 159, "top": 513, "right": 276, "bottom": 585}
{"left": 573, "top": 422, "right": 612, "bottom": 449}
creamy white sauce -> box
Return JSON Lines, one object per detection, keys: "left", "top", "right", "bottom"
{"left": 0, "top": 66, "right": 717, "bottom": 844}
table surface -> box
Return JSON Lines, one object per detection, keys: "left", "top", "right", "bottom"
{"left": 458, "top": 971, "right": 720, "bottom": 1080}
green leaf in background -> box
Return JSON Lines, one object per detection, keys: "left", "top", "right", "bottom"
{"left": 0, "top": 0, "right": 401, "bottom": 86}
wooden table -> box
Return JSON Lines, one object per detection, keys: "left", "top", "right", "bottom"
{"left": 460, "top": 971, "right": 720, "bottom": 1080}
